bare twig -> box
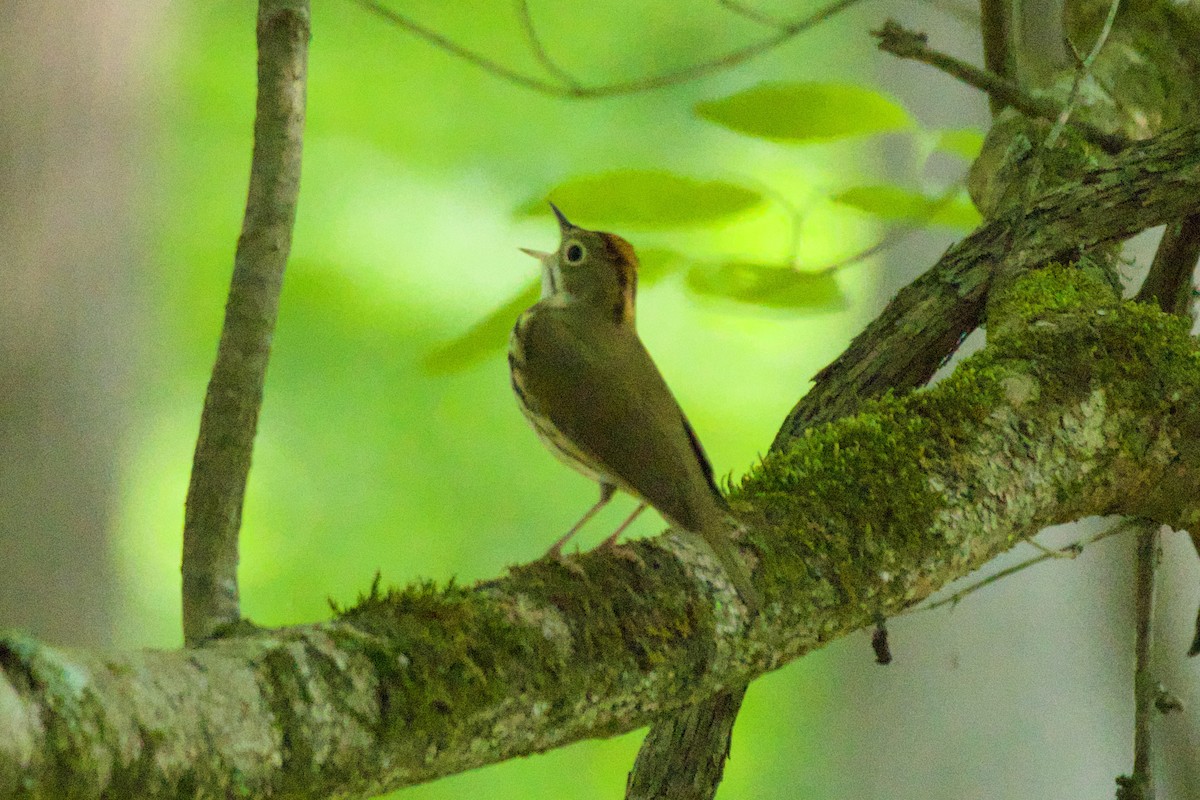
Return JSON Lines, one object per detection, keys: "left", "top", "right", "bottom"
{"left": 513, "top": 0, "right": 581, "bottom": 89}
{"left": 872, "top": 20, "right": 1129, "bottom": 154}
{"left": 1024, "top": 536, "right": 1078, "bottom": 559}
{"left": 181, "top": 0, "right": 309, "bottom": 645}
{"left": 1043, "top": 0, "right": 1120, "bottom": 150}
{"left": 979, "top": 0, "right": 1014, "bottom": 116}
{"left": 717, "top": 0, "right": 787, "bottom": 28}
{"left": 914, "top": 519, "right": 1137, "bottom": 613}
{"left": 349, "top": 0, "right": 868, "bottom": 98}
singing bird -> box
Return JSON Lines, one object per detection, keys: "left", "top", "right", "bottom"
{"left": 508, "top": 204, "right": 760, "bottom": 612}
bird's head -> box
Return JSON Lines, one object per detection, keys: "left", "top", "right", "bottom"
{"left": 521, "top": 203, "right": 638, "bottom": 326}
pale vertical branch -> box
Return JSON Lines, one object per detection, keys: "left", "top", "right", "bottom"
{"left": 1118, "top": 523, "right": 1161, "bottom": 800}
{"left": 181, "top": 0, "right": 310, "bottom": 645}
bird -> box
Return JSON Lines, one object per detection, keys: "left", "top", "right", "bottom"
{"left": 508, "top": 203, "right": 760, "bottom": 612}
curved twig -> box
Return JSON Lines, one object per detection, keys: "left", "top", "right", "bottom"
{"left": 1043, "top": 0, "right": 1120, "bottom": 149}
{"left": 914, "top": 519, "right": 1137, "bottom": 613}
{"left": 348, "top": 0, "right": 868, "bottom": 98}
{"left": 513, "top": 0, "right": 581, "bottom": 89}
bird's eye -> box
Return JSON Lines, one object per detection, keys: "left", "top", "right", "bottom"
{"left": 564, "top": 242, "right": 586, "bottom": 264}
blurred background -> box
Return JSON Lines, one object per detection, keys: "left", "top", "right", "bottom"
{"left": 1, "top": 0, "right": 1198, "bottom": 797}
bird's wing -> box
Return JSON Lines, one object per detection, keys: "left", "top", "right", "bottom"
{"left": 680, "top": 413, "right": 724, "bottom": 505}
{"left": 519, "top": 308, "right": 722, "bottom": 532}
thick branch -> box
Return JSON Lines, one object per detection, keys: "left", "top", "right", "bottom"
{"left": 5, "top": 271, "right": 1200, "bottom": 797}
{"left": 181, "top": 0, "right": 309, "bottom": 644}
{"left": 626, "top": 687, "right": 746, "bottom": 800}
{"left": 1137, "top": 215, "right": 1200, "bottom": 316}
{"left": 774, "top": 122, "right": 1200, "bottom": 446}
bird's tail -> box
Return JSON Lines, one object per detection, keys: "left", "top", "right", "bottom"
{"left": 698, "top": 524, "right": 760, "bottom": 616}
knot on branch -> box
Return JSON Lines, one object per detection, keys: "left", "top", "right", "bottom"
{"left": 872, "top": 19, "right": 928, "bottom": 59}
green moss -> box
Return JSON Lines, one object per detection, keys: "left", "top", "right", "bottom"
{"left": 991, "top": 286, "right": 1198, "bottom": 412}
{"left": 726, "top": 261, "right": 1200, "bottom": 620}
{"left": 980, "top": 265, "right": 1200, "bottom": 523}
{"left": 332, "top": 581, "right": 539, "bottom": 752}
{"left": 731, "top": 358, "right": 1005, "bottom": 612}
{"left": 0, "top": 634, "right": 98, "bottom": 798}
{"left": 331, "top": 555, "right": 716, "bottom": 759}
{"left": 988, "top": 261, "right": 1118, "bottom": 337}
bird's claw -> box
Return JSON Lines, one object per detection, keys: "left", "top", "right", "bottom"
{"left": 598, "top": 540, "right": 645, "bottom": 568}
{"left": 544, "top": 546, "right": 587, "bottom": 577}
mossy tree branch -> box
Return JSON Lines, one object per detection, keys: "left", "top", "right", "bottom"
{"left": 775, "top": 121, "right": 1200, "bottom": 447}
{"left": 181, "top": 0, "right": 309, "bottom": 645}
{"left": 4, "top": 263, "right": 1200, "bottom": 797}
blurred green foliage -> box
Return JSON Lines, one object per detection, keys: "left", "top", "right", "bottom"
{"left": 935, "top": 127, "right": 986, "bottom": 161}
{"left": 516, "top": 170, "right": 764, "bottom": 227}
{"left": 694, "top": 81, "right": 912, "bottom": 141}
{"left": 113, "top": 1, "right": 981, "bottom": 796}
{"left": 832, "top": 185, "right": 982, "bottom": 230}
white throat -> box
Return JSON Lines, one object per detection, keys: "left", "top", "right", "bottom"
{"left": 539, "top": 261, "right": 573, "bottom": 305}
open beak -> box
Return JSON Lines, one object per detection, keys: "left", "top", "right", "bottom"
{"left": 519, "top": 247, "right": 551, "bottom": 260}
{"left": 549, "top": 202, "right": 573, "bottom": 231}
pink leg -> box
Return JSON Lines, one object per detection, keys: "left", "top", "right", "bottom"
{"left": 545, "top": 483, "right": 615, "bottom": 559}
{"left": 599, "top": 502, "right": 647, "bottom": 549}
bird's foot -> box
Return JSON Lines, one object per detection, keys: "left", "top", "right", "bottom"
{"left": 598, "top": 539, "right": 645, "bottom": 568}
{"left": 543, "top": 545, "right": 587, "bottom": 577}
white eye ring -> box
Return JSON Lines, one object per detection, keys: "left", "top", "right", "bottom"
{"left": 563, "top": 241, "right": 586, "bottom": 264}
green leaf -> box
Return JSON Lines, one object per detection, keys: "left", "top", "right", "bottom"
{"left": 633, "top": 248, "right": 690, "bottom": 285}
{"left": 694, "top": 82, "right": 912, "bottom": 142}
{"left": 517, "top": 170, "right": 762, "bottom": 228}
{"left": 935, "top": 128, "right": 985, "bottom": 160}
{"left": 685, "top": 262, "right": 845, "bottom": 311}
{"left": 422, "top": 279, "right": 540, "bottom": 375}
{"left": 422, "top": 249, "right": 686, "bottom": 374}
{"left": 831, "top": 185, "right": 981, "bottom": 231}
